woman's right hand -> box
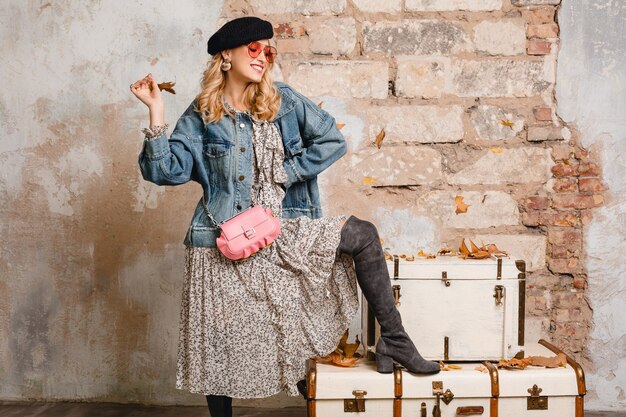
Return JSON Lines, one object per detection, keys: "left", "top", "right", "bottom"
{"left": 130, "top": 73, "right": 163, "bottom": 110}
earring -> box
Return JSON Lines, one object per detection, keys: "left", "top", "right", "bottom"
{"left": 221, "top": 60, "right": 232, "bottom": 71}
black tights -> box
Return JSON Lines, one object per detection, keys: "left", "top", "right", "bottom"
{"left": 205, "top": 394, "right": 232, "bottom": 417}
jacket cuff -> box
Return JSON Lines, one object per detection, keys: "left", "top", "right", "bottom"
{"left": 142, "top": 132, "right": 170, "bottom": 160}
{"left": 282, "top": 158, "right": 301, "bottom": 189}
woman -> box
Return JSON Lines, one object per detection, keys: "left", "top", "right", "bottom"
{"left": 130, "top": 16, "right": 438, "bottom": 417}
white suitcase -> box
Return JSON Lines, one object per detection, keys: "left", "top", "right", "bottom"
{"left": 304, "top": 339, "right": 586, "bottom": 417}
{"left": 362, "top": 256, "right": 526, "bottom": 361}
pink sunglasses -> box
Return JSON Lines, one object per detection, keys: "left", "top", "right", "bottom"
{"left": 247, "top": 41, "right": 277, "bottom": 63}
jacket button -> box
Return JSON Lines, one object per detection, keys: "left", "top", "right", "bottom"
{"left": 239, "top": 123, "right": 245, "bottom": 128}
{"left": 240, "top": 147, "right": 246, "bottom": 152}
{"left": 236, "top": 205, "right": 242, "bottom": 210}
{"left": 239, "top": 175, "right": 245, "bottom": 181}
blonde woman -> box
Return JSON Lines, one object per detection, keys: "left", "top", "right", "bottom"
{"left": 130, "top": 16, "right": 438, "bottom": 417}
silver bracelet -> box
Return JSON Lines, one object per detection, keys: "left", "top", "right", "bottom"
{"left": 142, "top": 123, "right": 169, "bottom": 140}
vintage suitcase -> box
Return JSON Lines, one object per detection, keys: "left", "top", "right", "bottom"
{"left": 304, "top": 339, "right": 586, "bottom": 417}
{"left": 362, "top": 256, "right": 526, "bottom": 361}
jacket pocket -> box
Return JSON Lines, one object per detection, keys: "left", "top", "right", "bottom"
{"left": 285, "top": 134, "right": 303, "bottom": 157}
{"left": 202, "top": 142, "right": 231, "bottom": 187}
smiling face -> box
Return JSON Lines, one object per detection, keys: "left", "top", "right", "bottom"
{"left": 220, "top": 39, "right": 274, "bottom": 84}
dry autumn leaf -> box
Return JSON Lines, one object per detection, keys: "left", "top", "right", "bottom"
{"left": 157, "top": 81, "right": 176, "bottom": 94}
{"left": 317, "top": 101, "right": 323, "bottom": 108}
{"left": 375, "top": 128, "right": 385, "bottom": 149}
{"left": 500, "top": 119, "right": 514, "bottom": 127}
{"left": 459, "top": 239, "right": 470, "bottom": 258}
{"left": 489, "top": 147, "right": 503, "bottom": 153}
{"left": 437, "top": 246, "right": 456, "bottom": 256}
{"left": 405, "top": 255, "right": 415, "bottom": 261}
{"left": 497, "top": 358, "right": 530, "bottom": 370}
{"left": 485, "top": 243, "right": 508, "bottom": 257}
{"left": 315, "top": 328, "right": 363, "bottom": 367}
{"left": 475, "top": 365, "right": 488, "bottom": 373}
{"left": 527, "top": 353, "right": 567, "bottom": 368}
{"left": 455, "top": 195, "right": 469, "bottom": 214}
{"left": 316, "top": 352, "right": 361, "bottom": 367}
{"left": 336, "top": 123, "right": 345, "bottom": 130}
{"left": 362, "top": 177, "right": 377, "bottom": 185}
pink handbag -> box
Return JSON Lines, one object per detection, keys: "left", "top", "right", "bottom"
{"left": 202, "top": 199, "right": 280, "bottom": 261}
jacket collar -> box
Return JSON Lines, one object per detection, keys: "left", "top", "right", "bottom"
{"left": 274, "top": 87, "right": 296, "bottom": 120}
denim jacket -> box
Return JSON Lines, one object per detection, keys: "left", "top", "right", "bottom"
{"left": 138, "top": 81, "right": 347, "bottom": 247}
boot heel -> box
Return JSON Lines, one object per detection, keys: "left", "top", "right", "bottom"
{"left": 375, "top": 352, "right": 394, "bottom": 373}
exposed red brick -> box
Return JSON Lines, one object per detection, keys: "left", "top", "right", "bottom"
{"left": 580, "top": 209, "right": 594, "bottom": 225}
{"left": 574, "top": 147, "right": 590, "bottom": 160}
{"left": 533, "top": 106, "right": 553, "bottom": 121}
{"left": 551, "top": 161, "right": 579, "bottom": 177}
{"left": 527, "top": 195, "right": 550, "bottom": 210}
{"left": 551, "top": 244, "right": 567, "bottom": 258}
{"left": 528, "top": 40, "right": 552, "bottom": 55}
{"left": 553, "top": 291, "right": 585, "bottom": 308}
{"left": 548, "top": 228, "right": 582, "bottom": 245}
{"left": 577, "top": 162, "right": 600, "bottom": 176}
{"left": 522, "top": 211, "right": 540, "bottom": 226}
{"left": 578, "top": 178, "right": 606, "bottom": 192}
{"left": 573, "top": 277, "right": 587, "bottom": 289}
{"left": 527, "top": 23, "right": 559, "bottom": 38}
{"left": 552, "top": 145, "right": 576, "bottom": 161}
{"left": 525, "top": 7, "right": 556, "bottom": 24}
{"left": 552, "top": 194, "right": 604, "bottom": 209}
{"left": 543, "top": 211, "right": 580, "bottom": 227}
{"left": 553, "top": 177, "right": 577, "bottom": 192}
{"left": 273, "top": 22, "right": 306, "bottom": 38}
{"left": 551, "top": 242, "right": 581, "bottom": 259}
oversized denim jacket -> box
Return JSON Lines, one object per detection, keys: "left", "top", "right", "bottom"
{"left": 138, "top": 81, "right": 347, "bottom": 247}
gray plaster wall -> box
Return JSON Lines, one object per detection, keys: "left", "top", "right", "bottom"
{"left": 557, "top": 0, "right": 626, "bottom": 410}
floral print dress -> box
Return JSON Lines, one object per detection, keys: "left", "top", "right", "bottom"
{"left": 173, "top": 101, "right": 359, "bottom": 398}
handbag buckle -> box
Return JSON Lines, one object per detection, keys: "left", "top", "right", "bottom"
{"left": 244, "top": 227, "right": 256, "bottom": 239}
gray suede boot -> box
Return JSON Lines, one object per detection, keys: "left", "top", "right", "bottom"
{"left": 337, "top": 215, "right": 440, "bottom": 375}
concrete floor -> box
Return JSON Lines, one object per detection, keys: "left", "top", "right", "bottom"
{"left": 1, "top": 402, "right": 625, "bottom": 417}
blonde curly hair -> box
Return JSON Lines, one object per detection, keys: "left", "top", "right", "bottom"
{"left": 193, "top": 49, "right": 281, "bottom": 124}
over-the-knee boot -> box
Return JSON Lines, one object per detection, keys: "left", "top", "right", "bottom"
{"left": 205, "top": 394, "right": 233, "bottom": 417}
{"left": 337, "top": 215, "right": 440, "bottom": 375}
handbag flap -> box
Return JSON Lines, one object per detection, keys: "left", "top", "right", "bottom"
{"left": 219, "top": 206, "right": 277, "bottom": 241}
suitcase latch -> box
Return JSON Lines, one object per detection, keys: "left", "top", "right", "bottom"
{"left": 494, "top": 285, "right": 505, "bottom": 306}
{"left": 392, "top": 284, "right": 401, "bottom": 306}
{"left": 344, "top": 389, "right": 367, "bottom": 412}
{"left": 441, "top": 271, "right": 451, "bottom": 287}
{"left": 432, "top": 381, "right": 455, "bottom": 417}
{"left": 527, "top": 384, "right": 548, "bottom": 410}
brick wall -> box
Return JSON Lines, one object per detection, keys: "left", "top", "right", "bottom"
{"left": 223, "top": 0, "right": 603, "bottom": 365}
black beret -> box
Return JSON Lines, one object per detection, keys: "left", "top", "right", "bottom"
{"left": 207, "top": 16, "right": 274, "bottom": 55}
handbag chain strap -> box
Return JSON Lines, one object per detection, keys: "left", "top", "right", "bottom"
{"left": 201, "top": 195, "right": 221, "bottom": 228}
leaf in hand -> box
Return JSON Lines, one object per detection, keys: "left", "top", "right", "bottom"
{"left": 157, "top": 81, "right": 176, "bottom": 94}
{"left": 375, "top": 128, "right": 385, "bottom": 149}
